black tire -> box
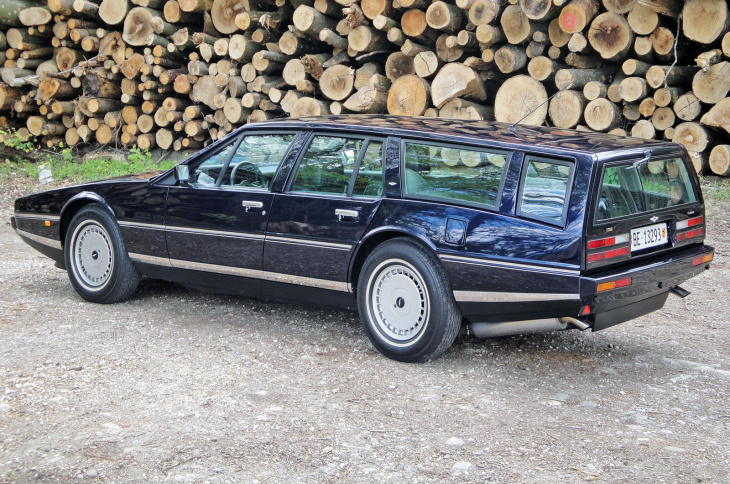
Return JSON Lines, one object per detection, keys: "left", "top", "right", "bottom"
{"left": 64, "top": 204, "right": 140, "bottom": 304}
{"left": 357, "top": 238, "right": 462, "bottom": 362}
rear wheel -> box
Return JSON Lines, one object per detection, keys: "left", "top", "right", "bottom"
{"left": 64, "top": 205, "right": 140, "bottom": 303}
{"left": 357, "top": 238, "right": 461, "bottom": 362}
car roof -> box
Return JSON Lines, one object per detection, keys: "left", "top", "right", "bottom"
{"left": 248, "top": 114, "right": 673, "bottom": 156}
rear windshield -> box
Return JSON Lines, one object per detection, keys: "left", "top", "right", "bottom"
{"left": 596, "top": 157, "right": 697, "bottom": 221}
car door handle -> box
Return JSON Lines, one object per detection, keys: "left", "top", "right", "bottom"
{"left": 242, "top": 200, "right": 263, "bottom": 212}
{"left": 335, "top": 209, "right": 359, "bottom": 221}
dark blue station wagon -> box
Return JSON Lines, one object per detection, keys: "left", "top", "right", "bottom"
{"left": 12, "top": 115, "right": 714, "bottom": 362}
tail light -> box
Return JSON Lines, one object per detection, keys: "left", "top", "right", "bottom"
{"left": 587, "top": 233, "right": 630, "bottom": 263}
{"left": 597, "top": 277, "right": 632, "bottom": 292}
{"left": 677, "top": 216, "right": 704, "bottom": 242}
{"left": 693, "top": 254, "right": 713, "bottom": 266}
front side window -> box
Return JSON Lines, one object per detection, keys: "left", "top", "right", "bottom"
{"left": 225, "top": 133, "right": 295, "bottom": 188}
{"left": 518, "top": 157, "right": 573, "bottom": 225}
{"left": 596, "top": 157, "right": 698, "bottom": 221}
{"left": 403, "top": 142, "right": 510, "bottom": 209}
{"left": 189, "top": 140, "right": 237, "bottom": 187}
{"left": 290, "top": 136, "right": 383, "bottom": 197}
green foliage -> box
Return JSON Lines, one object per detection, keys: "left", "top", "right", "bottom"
{"left": 0, "top": 142, "right": 176, "bottom": 186}
{"left": 0, "top": 128, "right": 35, "bottom": 153}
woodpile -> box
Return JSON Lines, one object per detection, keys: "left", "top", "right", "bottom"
{"left": 0, "top": 0, "right": 730, "bottom": 177}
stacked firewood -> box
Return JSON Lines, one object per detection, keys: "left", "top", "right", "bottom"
{"left": 2, "top": 0, "right": 730, "bottom": 177}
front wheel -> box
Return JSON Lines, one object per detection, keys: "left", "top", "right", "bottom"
{"left": 64, "top": 204, "right": 140, "bottom": 303}
{"left": 357, "top": 238, "right": 461, "bottom": 362}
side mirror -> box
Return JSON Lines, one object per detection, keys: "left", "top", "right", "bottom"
{"left": 175, "top": 164, "right": 190, "bottom": 186}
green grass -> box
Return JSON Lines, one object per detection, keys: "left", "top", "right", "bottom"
{"left": 0, "top": 137, "right": 177, "bottom": 186}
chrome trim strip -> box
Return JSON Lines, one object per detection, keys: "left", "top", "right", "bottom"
{"left": 118, "top": 221, "right": 166, "bottom": 231}
{"left": 440, "top": 254, "right": 579, "bottom": 276}
{"left": 14, "top": 213, "right": 60, "bottom": 221}
{"left": 454, "top": 291, "right": 580, "bottom": 303}
{"left": 129, "top": 253, "right": 172, "bottom": 267}
{"left": 15, "top": 229, "right": 62, "bottom": 249}
{"left": 265, "top": 235, "right": 352, "bottom": 251}
{"left": 165, "top": 225, "right": 266, "bottom": 240}
{"left": 168, "top": 258, "right": 350, "bottom": 292}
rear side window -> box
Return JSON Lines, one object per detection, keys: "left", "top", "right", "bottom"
{"left": 596, "top": 157, "right": 698, "bottom": 221}
{"left": 518, "top": 157, "right": 573, "bottom": 226}
{"left": 403, "top": 142, "right": 510, "bottom": 209}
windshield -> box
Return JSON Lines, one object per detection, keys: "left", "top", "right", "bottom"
{"left": 596, "top": 157, "right": 697, "bottom": 221}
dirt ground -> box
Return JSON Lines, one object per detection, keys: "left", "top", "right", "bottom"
{"left": 0, "top": 179, "right": 729, "bottom": 484}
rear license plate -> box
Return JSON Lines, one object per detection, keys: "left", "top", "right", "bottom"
{"left": 631, "top": 223, "right": 668, "bottom": 251}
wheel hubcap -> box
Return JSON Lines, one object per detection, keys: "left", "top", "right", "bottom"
{"left": 72, "top": 221, "right": 113, "bottom": 291}
{"left": 370, "top": 261, "right": 429, "bottom": 343}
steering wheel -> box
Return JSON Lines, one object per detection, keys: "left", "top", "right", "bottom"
{"left": 231, "top": 161, "right": 265, "bottom": 187}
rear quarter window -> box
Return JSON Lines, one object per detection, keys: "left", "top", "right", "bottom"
{"left": 517, "top": 156, "right": 574, "bottom": 226}
{"left": 402, "top": 141, "right": 511, "bottom": 209}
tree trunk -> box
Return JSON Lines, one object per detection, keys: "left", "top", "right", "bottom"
{"left": 291, "top": 96, "right": 330, "bottom": 117}
{"left": 555, "top": 67, "right": 613, "bottom": 90}
{"left": 682, "top": 0, "right": 730, "bottom": 44}
{"left": 559, "top": 0, "right": 600, "bottom": 34}
{"left": 387, "top": 75, "right": 429, "bottom": 115}
{"left": 425, "top": 2, "right": 463, "bottom": 33}
{"left": 587, "top": 12, "right": 633, "bottom": 61}
{"left": 584, "top": 98, "right": 621, "bottom": 131}
{"left": 82, "top": 70, "right": 122, "bottom": 98}
{"left": 211, "top": 0, "right": 245, "bottom": 34}
{"left": 673, "top": 122, "right": 713, "bottom": 152}
{"left": 618, "top": 77, "right": 648, "bottom": 102}
{"left": 320, "top": 64, "right": 355, "bottom": 101}
{"left": 527, "top": 56, "right": 564, "bottom": 82}
{"left": 650, "top": 106, "right": 674, "bottom": 130}
{"left": 631, "top": 119, "right": 655, "bottom": 139}
{"left": 99, "top": 0, "right": 130, "bottom": 25}
{"left": 431, "top": 62, "right": 486, "bottom": 108}
{"left": 494, "top": 74, "right": 547, "bottom": 125}
{"left": 700, "top": 98, "right": 730, "bottom": 135}
{"left": 692, "top": 62, "right": 730, "bottom": 104}
{"left": 548, "top": 89, "right": 585, "bottom": 128}
{"left": 673, "top": 92, "right": 701, "bottom": 122}
{"left": 501, "top": 4, "right": 544, "bottom": 44}
{"left": 627, "top": 4, "right": 660, "bottom": 35}
{"left": 494, "top": 45, "right": 527, "bottom": 74}
{"left": 467, "top": 0, "right": 501, "bottom": 26}
{"left": 519, "top": 0, "right": 559, "bottom": 21}
{"left": 414, "top": 51, "right": 442, "bottom": 78}
{"left": 385, "top": 52, "right": 415, "bottom": 80}
{"left": 708, "top": 144, "right": 730, "bottom": 176}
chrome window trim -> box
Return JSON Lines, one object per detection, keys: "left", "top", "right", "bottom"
{"left": 15, "top": 229, "right": 62, "bottom": 249}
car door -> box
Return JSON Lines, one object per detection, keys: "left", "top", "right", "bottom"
{"left": 264, "top": 133, "right": 386, "bottom": 288}
{"left": 165, "top": 132, "right": 298, "bottom": 274}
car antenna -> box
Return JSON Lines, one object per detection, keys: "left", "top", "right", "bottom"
{"left": 508, "top": 80, "right": 575, "bottom": 134}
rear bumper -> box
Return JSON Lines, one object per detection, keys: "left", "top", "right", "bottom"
{"left": 581, "top": 243, "right": 713, "bottom": 331}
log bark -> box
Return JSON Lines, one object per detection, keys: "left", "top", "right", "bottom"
{"left": 519, "top": 0, "right": 559, "bottom": 21}
{"left": 555, "top": 67, "right": 613, "bottom": 90}
{"left": 646, "top": 65, "right": 696, "bottom": 89}
{"left": 494, "top": 74, "right": 547, "bottom": 125}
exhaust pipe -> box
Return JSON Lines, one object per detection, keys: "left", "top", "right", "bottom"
{"left": 470, "top": 318, "right": 568, "bottom": 339}
{"left": 470, "top": 317, "right": 592, "bottom": 339}
{"left": 670, "top": 285, "right": 691, "bottom": 298}
{"left": 561, "top": 317, "right": 591, "bottom": 331}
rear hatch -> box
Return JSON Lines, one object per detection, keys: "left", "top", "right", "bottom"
{"left": 585, "top": 148, "right": 706, "bottom": 271}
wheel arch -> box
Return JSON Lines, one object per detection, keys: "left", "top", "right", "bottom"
{"left": 59, "top": 192, "right": 115, "bottom": 247}
{"left": 348, "top": 227, "right": 438, "bottom": 295}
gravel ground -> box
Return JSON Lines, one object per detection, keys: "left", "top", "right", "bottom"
{"left": 0, "top": 180, "right": 729, "bottom": 483}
